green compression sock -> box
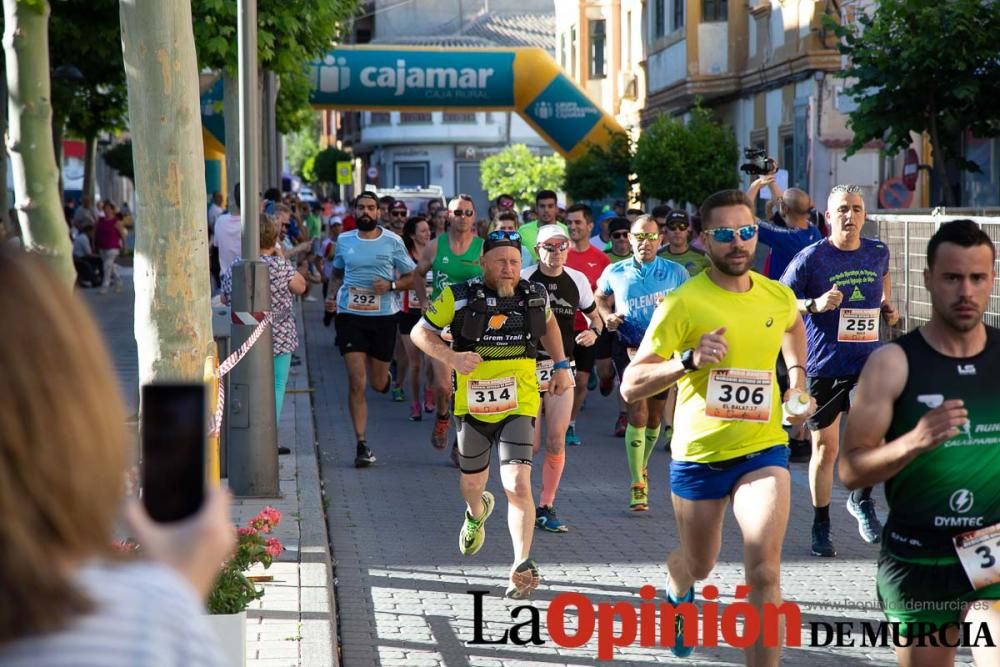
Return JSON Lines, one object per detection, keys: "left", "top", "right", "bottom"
{"left": 643, "top": 426, "right": 662, "bottom": 468}
{"left": 625, "top": 424, "right": 646, "bottom": 485}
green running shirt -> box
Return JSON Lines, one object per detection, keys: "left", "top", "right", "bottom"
{"left": 883, "top": 326, "right": 1000, "bottom": 560}
{"left": 430, "top": 235, "right": 483, "bottom": 300}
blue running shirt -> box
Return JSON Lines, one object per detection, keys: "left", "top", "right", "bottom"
{"left": 757, "top": 220, "right": 823, "bottom": 279}
{"left": 596, "top": 257, "right": 689, "bottom": 347}
{"left": 333, "top": 229, "right": 416, "bottom": 316}
{"left": 780, "top": 237, "right": 890, "bottom": 377}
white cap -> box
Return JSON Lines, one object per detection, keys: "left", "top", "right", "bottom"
{"left": 536, "top": 224, "right": 569, "bottom": 246}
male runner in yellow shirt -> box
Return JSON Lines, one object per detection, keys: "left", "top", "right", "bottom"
{"left": 621, "top": 190, "right": 814, "bottom": 665}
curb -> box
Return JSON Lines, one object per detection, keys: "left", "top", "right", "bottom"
{"left": 292, "top": 302, "right": 340, "bottom": 667}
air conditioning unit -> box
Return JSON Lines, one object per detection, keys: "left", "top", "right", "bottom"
{"left": 619, "top": 71, "right": 638, "bottom": 100}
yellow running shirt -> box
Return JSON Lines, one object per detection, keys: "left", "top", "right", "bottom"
{"left": 422, "top": 281, "right": 548, "bottom": 423}
{"left": 645, "top": 270, "right": 798, "bottom": 463}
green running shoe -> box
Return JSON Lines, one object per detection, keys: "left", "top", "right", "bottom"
{"left": 459, "top": 491, "right": 494, "bottom": 555}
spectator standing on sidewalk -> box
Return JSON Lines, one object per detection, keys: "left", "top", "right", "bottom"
{"left": 0, "top": 250, "right": 234, "bottom": 667}
{"left": 72, "top": 222, "right": 103, "bottom": 288}
{"left": 213, "top": 183, "right": 242, "bottom": 276}
{"left": 222, "top": 214, "right": 307, "bottom": 455}
{"left": 95, "top": 201, "right": 126, "bottom": 294}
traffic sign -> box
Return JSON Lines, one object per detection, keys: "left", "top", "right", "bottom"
{"left": 879, "top": 177, "right": 914, "bottom": 209}
{"left": 336, "top": 161, "right": 352, "bottom": 185}
{"left": 366, "top": 166, "right": 378, "bottom": 180}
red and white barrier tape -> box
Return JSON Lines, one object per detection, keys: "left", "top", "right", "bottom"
{"left": 210, "top": 311, "right": 273, "bottom": 436}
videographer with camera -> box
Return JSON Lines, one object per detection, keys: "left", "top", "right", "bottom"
{"left": 742, "top": 149, "right": 824, "bottom": 281}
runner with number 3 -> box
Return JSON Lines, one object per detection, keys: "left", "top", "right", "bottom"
{"left": 841, "top": 220, "right": 999, "bottom": 667}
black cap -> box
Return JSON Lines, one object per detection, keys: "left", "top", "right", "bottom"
{"left": 483, "top": 230, "right": 522, "bottom": 254}
{"left": 608, "top": 217, "right": 631, "bottom": 235}
{"left": 666, "top": 210, "right": 690, "bottom": 224}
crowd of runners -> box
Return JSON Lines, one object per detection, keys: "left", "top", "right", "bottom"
{"left": 319, "top": 184, "right": 998, "bottom": 666}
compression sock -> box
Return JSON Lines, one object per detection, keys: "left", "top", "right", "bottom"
{"left": 625, "top": 424, "right": 646, "bottom": 485}
{"left": 814, "top": 504, "right": 831, "bottom": 524}
{"left": 642, "top": 426, "right": 662, "bottom": 469}
{"left": 539, "top": 453, "right": 565, "bottom": 508}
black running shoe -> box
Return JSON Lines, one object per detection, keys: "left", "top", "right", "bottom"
{"left": 811, "top": 520, "right": 836, "bottom": 557}
{"left": 354, "top": 442, "right": 376, "bottom": 468}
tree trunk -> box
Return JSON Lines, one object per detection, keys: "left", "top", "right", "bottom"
{"left": 261, "top": 70, "right": 279, "bottom": 192}
{"left": 52, "top": 119, "right": 64, "bottom": 203}
{"left": 120, "top": 0, "right": 213, "bottom": 386}
{"left": 0, "top": 56, "right": 9, "bottom": 233}
{"left": 82, "top": 134, "right": 97, "bottom": 203}
{"left": 2, "top": 0, "right": 75, "bottom": 285}
{"left": 223, "top": 72, "right": 239, "bottom": 207}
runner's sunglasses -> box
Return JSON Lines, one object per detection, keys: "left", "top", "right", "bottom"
{"left": 487, "top": 230, "right": 521, "bottom": 242}
{"left": 706, "top": 224, "right": 758, "bottom": 243}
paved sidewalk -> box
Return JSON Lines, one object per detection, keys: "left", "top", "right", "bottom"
{"left": 80, "top": 271, "right": 338, "bottom": 667}
{"left": 301, "top": 298, "right": 979, "bottom": 667}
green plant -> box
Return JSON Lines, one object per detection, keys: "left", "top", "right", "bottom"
{"left": 102, "top": 141, "right": 134, "bottom": 181}
{"left": 563, "top": 130, "right": 633, "bottom": 202}
{"left": 480, "top": 145, "right": 565, "bottom": 210}
{"left": 633, "top": 105, "right": 738, "bottom": 207}
{"left": 207, "top": 507, "right": 284, "bottom": 615}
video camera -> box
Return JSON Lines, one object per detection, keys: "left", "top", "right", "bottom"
{"left": 740, "top": 147, "right": 777, "bottom": 177}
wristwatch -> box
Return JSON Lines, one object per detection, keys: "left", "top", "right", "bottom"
{"left": 390, "top": 280, "right": 397, "bottom": 291}
{"left": 680, "top": 348, "right": 698, "bottom": 372}
{"left": 804, "top": 298, "right": 816, "bottom": 314}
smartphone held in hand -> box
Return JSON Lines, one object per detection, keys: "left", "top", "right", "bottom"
{"left": 140, "top": 383, "right": 207, "bottom": 523}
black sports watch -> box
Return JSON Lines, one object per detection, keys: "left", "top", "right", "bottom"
{"left": 680, "top": 348, "right": 698, "bottom": 372}
{"left": 804, "top": 298, "right": 816, "bottom": 314}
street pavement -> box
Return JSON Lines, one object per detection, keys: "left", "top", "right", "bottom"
{"left": 80, "top": 270, "right": 979, "bottom": 667}
{"left": 301, "top": 297, "right": 979, "bottom": 667}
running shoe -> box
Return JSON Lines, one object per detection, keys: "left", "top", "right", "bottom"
{"left": 391, "top": 385, "right": 405, "bottom": 402}
{"left": 505, "top": 558, "right": 541, "bottom": 600}
{"left": 811, "top": 520, "right": 837, "bottom": 557}
{"left": 629, "top": 483, "right": 648, "bottom": 512}
{"left": 614, "top": 413, "right": 628, "bottom": 437}
{"left": 536, "top": 505, "right": 569, "bottom": 533}
{"left": 409, "top": 401, "right": 422, "bottom": 421}
{"left": 354, "top": 442, "right": 376, "bottom": 468}
{"left": 459, "top": 491, "right": 494, "bottom": 555}
{"left": 587, "top": 371, "right": 598, "bottom": 391}
{"left": 423, "top": 388, "right": 435, "bottom": 413}
{"left": 565, "top": 424, "right": 581, "bottom": 447}
{"left": 846, "top": 493, "right": 882, "bottom": 544}
{"left": 431, "top": 415, "right": 449, "bottom": 450}
{"left": 664, "top": 581, "right": 696, "bottom": 657}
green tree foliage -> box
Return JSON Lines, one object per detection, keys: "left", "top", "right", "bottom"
{"left": 633, "top": 106, "right": 738, "bottom": 207}
{"left": 287, "top": 118, "right": 321, "bottom": 180}
{"left": 191, "top": 0, "right": 358, "bottom": 133}
{"left": 827, "top": 0, "right": 1000, "bottom": 206}
{"left": 101, "top": 141, "right": 134, "bottom": 181}
{"left": 563, "top": 130, "right": 633, "bottom": 202}
{"left": 480, "top": 145, "right": 566, "bottom": 210}
{"left": 310, "top": 146, "right": 350, "bottom": 186}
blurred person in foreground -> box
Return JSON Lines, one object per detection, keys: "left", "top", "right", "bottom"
{"left": 0, "top": 250, "right": 235, "bottom": 666}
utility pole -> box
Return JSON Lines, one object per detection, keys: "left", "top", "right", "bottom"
{"left": 228, "top": 0, "right": 280, "bottom": 498}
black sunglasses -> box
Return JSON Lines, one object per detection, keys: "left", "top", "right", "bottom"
{"left": 390, "top": 210, "right": 407, "bottom": 217}
{"left": 611, "top": 231, "right": 629, "bottom": 239}
{"left": 452, "top": 209, "right": 476, "bottom": 218}
{"left": 666, "top": 221, "right": 689, "bottom": 231}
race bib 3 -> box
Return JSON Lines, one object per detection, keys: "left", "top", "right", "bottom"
{"left": 705, "top": 368, "right": 773, "bottom": 422}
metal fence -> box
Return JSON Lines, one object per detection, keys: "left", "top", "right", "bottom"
{"left": 865, "top": 212, "right": 1000, "bottom": 333}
